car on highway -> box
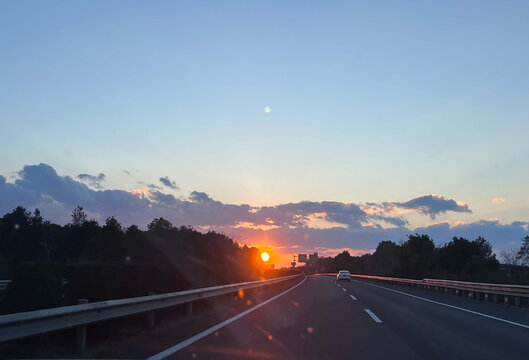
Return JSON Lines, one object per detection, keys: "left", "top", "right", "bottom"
{"left": 337, "top": 270, "right": 351, "bottom": 282}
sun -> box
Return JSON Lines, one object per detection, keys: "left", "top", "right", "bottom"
{"left": 261, "top": 252, "right": 270, "bottom": 262}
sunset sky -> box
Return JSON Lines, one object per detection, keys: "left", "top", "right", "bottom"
{"left": 1, "top": 1, "right": 528, "bottom": 267}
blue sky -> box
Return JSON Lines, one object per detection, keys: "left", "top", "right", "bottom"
{"left": 1, "top": 1, "right": 528, "bottom": 264}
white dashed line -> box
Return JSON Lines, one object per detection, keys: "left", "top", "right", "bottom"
{"left": 365, "top": 309, "right": 382, "bottom": 323}
{"left": 350, "top": 294, "right": 357, "bottom": 300}
{"left": 342, "top": 288, "right": 347, "bottom": 292}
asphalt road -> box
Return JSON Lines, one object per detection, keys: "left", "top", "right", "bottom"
{"left": 153, "top": 275, "right": 529, "bottom": 360}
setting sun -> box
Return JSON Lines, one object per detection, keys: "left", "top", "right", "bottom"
{"left": 261, "top": 252, "right": 270, "bottom": 262}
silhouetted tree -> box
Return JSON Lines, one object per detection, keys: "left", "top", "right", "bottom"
{"left": 147, "top": 217, "right": 173, "bottom": 232}
{"left": 103, "top": 216, "right": 122, "bottom": 233}
{"left": 400, "top": 234, "right": 436, "bottom": 278}
{"left": 70, "top": 206, "right": 87, "bottom": 226}
{"left": 371, "top": 240, "right": 400, "bottom": 276}
{"left": 517, "top": 236, "right": 529, "bottom": 266}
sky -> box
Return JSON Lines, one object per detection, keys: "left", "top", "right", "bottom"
{"left": 1, "top": 1, "right": 528, "bottom": 267}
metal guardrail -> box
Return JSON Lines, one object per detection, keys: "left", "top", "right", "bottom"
{"left": 0, "top": 280, "right": 11, "bottom": 292}
{"left": 349, "top": 275, "right": 529, "bottom": 297}
{"left": 0, "top": 273, "right": 303, "bottom": 344}
{"left": 421, "top": 278, "right": 529, "bottom": 297}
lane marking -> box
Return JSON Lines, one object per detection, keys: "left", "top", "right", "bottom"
{"left": 351, "top": 279, "right": 529, "bottom": 330}
{"left": 365, "top": 309, "right": 383, "bottom": 323}
{"left": 350, "top": 295, "right": 357, "bottom": 300}
{"left": 147, "top": 276, "right": 307, "bottom": 360}
{"left": 342, "top": 288, "right": 347, "bottom": 292}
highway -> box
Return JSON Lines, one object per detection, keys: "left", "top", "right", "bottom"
{"left": 152, "top": 275, "right": 529, "bottom": 360}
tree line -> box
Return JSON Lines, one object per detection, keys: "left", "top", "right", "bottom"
{"left": 319, "top": 233, "right": 529, "bottom": 284}
{"left": 0, "top": 206, "right": 288, "bottom": 314}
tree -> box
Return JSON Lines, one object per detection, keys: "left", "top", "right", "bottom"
{"left": 371, "top": 240, "right": 400, "bottom": 276}
{"left": 400, "top": 234, "right": 436, "bottom": 278}
{"left": 517, "top": 236, "right": 529, "bottom": 266}
{"left": 147, "top": 217, "right": 173, "bottom": 233}
{"left": 103, "top": 216, "right": 122, "bottom": 233}
{"left": 70, "top": 206, "right": 87, "bottom": 226}
{"left": 500, "top": 249, "right": 522, "bottom": 266}
{"left": 126, "top": 224, "right": 141, "bottom": 234}
{"left": 31, "top": 208, "right": 43, "bottom": 226}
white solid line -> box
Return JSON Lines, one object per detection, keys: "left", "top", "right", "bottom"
{"left": 352, "top": 279, "right": 529, "bottom": 330}
{"left": 342, "top": 288, "right": 347, "bottom": 292}
{"left": 147, "top": 276, "right": 307, "bottom": 360}
{"left": 365, "top": 309, "right": 383, "bottom": 323}
{"left": 350, "top": 294, "right": 357, "bottom": 300}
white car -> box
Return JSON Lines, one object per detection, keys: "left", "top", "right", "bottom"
{"left": 337, "top": 270, "right": 351, "bottom": 282}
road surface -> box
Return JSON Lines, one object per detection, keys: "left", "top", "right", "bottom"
{"left": 151, "top": 275, "right": 529, "bottom": 360}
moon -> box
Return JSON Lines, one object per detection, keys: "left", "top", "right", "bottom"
{"left": 264, "top": 106, "right": 272, "bottom": 113}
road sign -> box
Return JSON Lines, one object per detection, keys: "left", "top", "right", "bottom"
{"left": 298, "top": 254, "right": 308, "bottom": 263}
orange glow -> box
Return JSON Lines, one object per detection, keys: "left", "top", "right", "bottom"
{"left": 261, "top": 252, "right": 270, "bottom": 262}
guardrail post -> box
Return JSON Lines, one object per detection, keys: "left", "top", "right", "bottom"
{"left": 504, "top": 296, "right": 509, "bottom": 305}
{"left": 187, "top": 301, "right": 193, "bottom": 316}
{"left": 76, "top": 299, "right": 88, "bottom": 354}
{"left": 146, "top": 292, "right": 155, "bottom": 328}
{"left": 484, "top": 293, "right": 488, "bottom": 302}
{"left": 493, "top": 294, "right": 499, "bottom": 303}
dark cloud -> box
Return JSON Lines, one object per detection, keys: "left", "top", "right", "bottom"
{"left": 123, "top": 170, "right": 131, "bottom": 176}
{"left": 159, "top": 176, "right": 179, "bottom": 190}
{"left": 396, "top": 194, "right": 471, "bottom": 219}
{"left": 77, "top": 173, "right": 106, "bottom": 189}
{"left": 1, "top": 164, "right": 525, "bottom": 258}
{"left": 189, "top": 191, "right": 216, "bottom": 204}
{"left": 370, "top": 214, "right": 409, "bottom": 227}
{"left": 366, "top": 195, "right": 471, "bottom": 219}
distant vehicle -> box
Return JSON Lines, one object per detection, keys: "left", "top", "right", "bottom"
{"left": 337, "top": 270, "right": 351, "bottom": 282}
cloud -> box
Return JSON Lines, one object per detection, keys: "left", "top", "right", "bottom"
{"left": 189, "top": 191, "right": 215, "bottom": 203}
{"left": 380, "top": 194, "right": 471, "bottom": 219}
{"left": 159, "top": 176, "right": 179, "bottom": 190}
{"left": 492, "top": 197, "right": 506, "bottom": 203}
{"left": 138, "top": 181, "right": 162, "bottom": 191}
{"left": 1, "top": 164, "right": 526, "bottom": 266}
{"left": 77, "top": 173, "right": 106, "bottom": 189}
{"left": 123, "top": 170, "right": 131, "bottom": 176}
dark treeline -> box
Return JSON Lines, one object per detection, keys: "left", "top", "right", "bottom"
{"left": 320, "top": 234, "right": 529, "bottom": 284}
{"left": 0, "top": 206, "right": 291, "bottom": 314}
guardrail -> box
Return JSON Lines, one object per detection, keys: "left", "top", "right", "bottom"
{"left": 0, "top": 280, "right": 11, "bottom": 292}
{"left": 0, "top": 273, "right": 303, "bottom": 352}
{"left": 323, "top": 273, "right": 529, "bottom": 307}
